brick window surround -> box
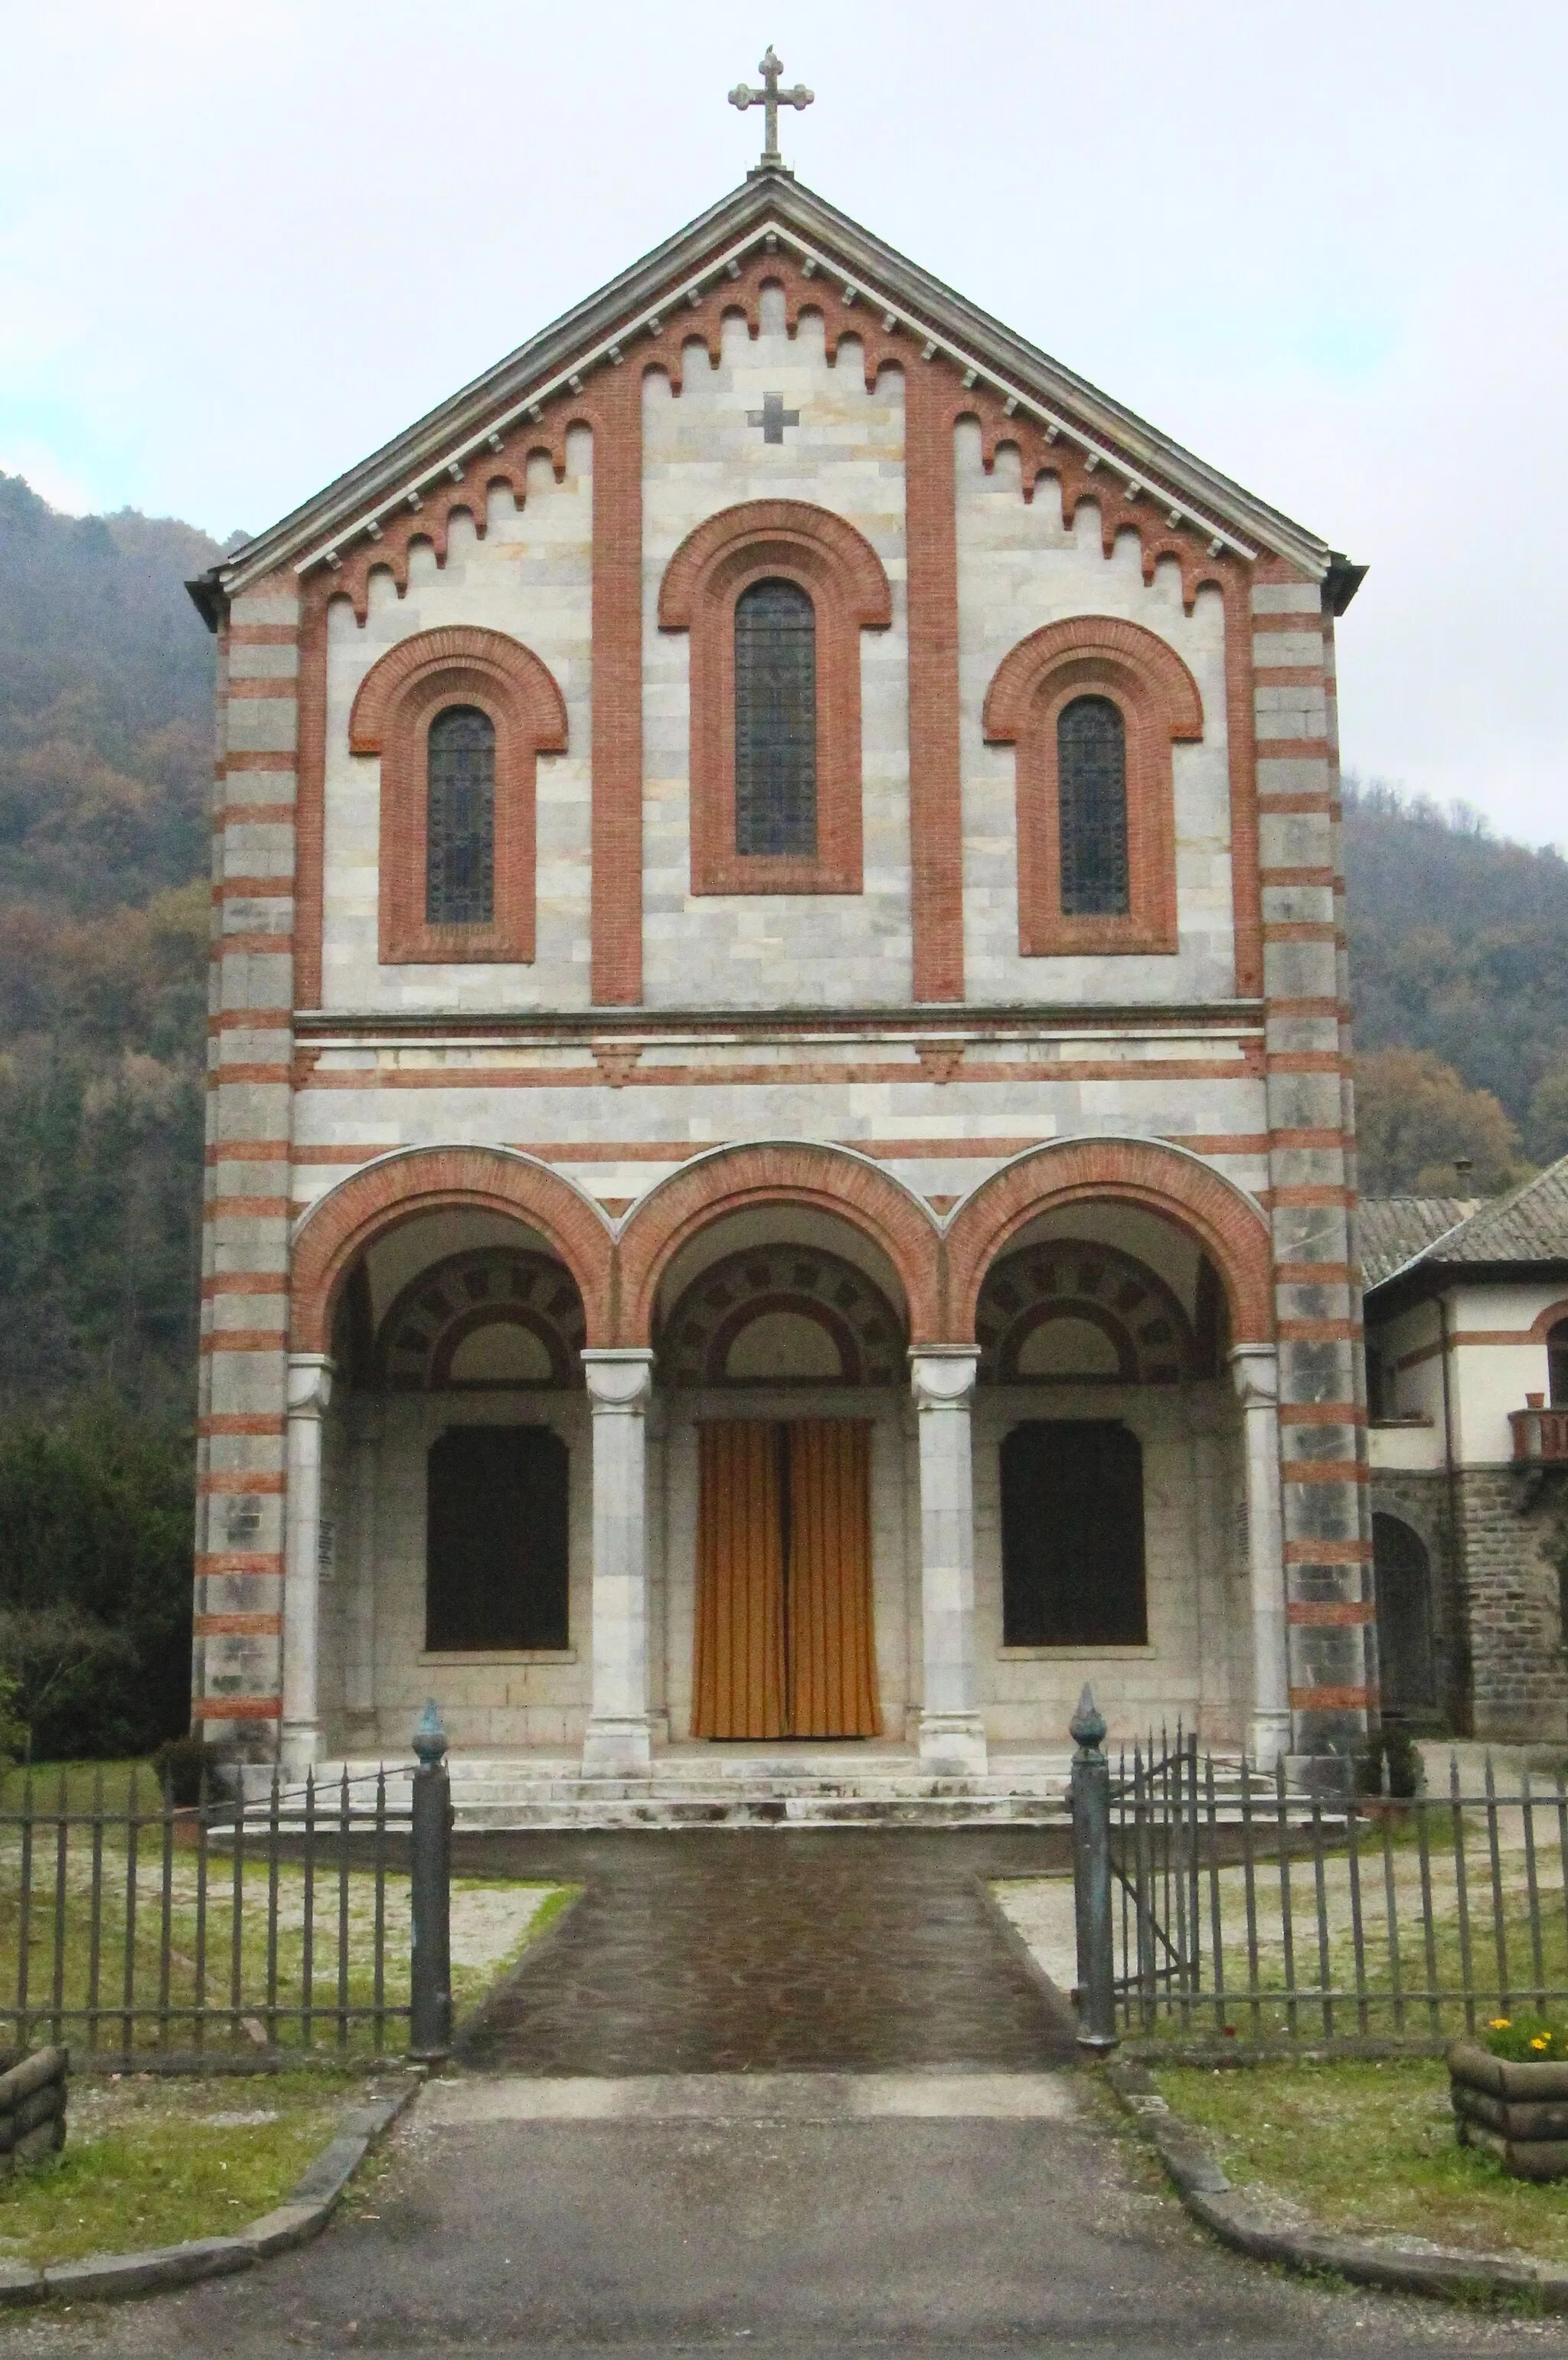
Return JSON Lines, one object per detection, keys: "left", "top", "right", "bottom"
{"left": 658, "top": 500, "right": 892, "bottom": 897}
{"left": 348, "top": 625, "right": 567, "bottom": 965}
{"left": 982, "top": 615, "right": 1204, "bottom": 958}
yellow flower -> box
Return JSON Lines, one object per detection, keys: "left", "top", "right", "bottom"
{"left": 1491, "top": 2018, "right": 1512, "bottom": 2030}
{"left": 1534, "top": 2036, "right": 1552, "bottom": 2051}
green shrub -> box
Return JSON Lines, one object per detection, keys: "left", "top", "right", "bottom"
{"left": 150, "top": 1735, "right": 224, "bottom": 1807}
{"left": 1355, "top": 1724, "right": 1426, "bottom": 1799}
{"left": 0, "top": 1399, "right": 193, "bottom": 1760}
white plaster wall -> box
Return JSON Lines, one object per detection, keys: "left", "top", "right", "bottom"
{"left": 1450, "top": 1280, "right": 1566, "bottom": 1464}
{"left": 972, "top": 1384, "right": 1248, "bottom": 1747}
{"left": 323, "top": 1391, "right": 593, "bottom": 1751}
{"left": 642, "top": 296, "right": 912, "bottom": 1007}
{"left": 956, "top": 423, "right": 1236, "bottom": 1005}
{"left": 320, "top": 443, "right": 594, "bottom": 1014}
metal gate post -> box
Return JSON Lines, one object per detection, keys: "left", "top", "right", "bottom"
{"left": 1069, "top": 1686, "right": 1118, "bottom": 2054}
{"left": 408, "top": 1700, "right": 453, "bottom": 2064}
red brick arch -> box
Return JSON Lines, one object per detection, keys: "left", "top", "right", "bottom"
{"left": 290, "top": 1147, "right": 614, "bottom": 1354}
{"left": 616, "top": 1142, "right": 942, "bottom": 1349}
{"left": 944, "top": 1137, "right": 1273, "bottom": 1348}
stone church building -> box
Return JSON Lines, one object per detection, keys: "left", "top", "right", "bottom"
{"left": 187, "top": 94, "right": 1370, "bottom": 1800}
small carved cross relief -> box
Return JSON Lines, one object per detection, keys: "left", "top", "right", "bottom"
{"left": 746, "top": 392, "right": 800, "bottom": 444}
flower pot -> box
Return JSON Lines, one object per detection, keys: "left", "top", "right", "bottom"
{"left": 1449, "top": 2040, "right": 1568, "bottom": 2179}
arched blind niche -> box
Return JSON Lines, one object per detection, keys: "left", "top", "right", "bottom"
{"left": 733, "top": 578, "right": 818, "bottom": 858}
{"left": 1057, "top": 695, "right": 1129, "bottom": 917}
{"left": 426, "top": 704, "right": 496, "bottom": 926}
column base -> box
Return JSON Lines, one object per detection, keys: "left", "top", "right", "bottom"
{"left": 280, "top": 1722, "right": 323, "bottom": 1779}
{"left": 918, "top": 1713, "right": 988, "bottom": 1777}
{"left": 581, "top": 1717, "right": 655, "bottom": 1777}
{"left": 1247, "top": 1711, "right": 1292, "bottom": 1772}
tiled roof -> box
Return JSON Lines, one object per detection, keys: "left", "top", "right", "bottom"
{"left": 1410, "top": 1157, "right": 1568, "bottom": 1267}
{"left": 1359, "top": 1156, "right": 1568, "bottom": 1290}
{"left": 1356, "top": 1198, "right": 1475, "bottom": 1289}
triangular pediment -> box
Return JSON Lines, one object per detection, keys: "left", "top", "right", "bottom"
{"left": 198, "top": 172, "right": 1355, "bottom": 620}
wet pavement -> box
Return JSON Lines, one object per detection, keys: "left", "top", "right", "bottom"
{"left": 452, "top": 1824, "right": 1077, "bottom": 2074}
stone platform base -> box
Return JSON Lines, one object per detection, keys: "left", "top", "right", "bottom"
{"left": 237, "top": 1744, "right": 1259, "bottom": 1830}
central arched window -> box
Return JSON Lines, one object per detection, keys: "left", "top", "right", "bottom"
{"left": 1057, "top": 695, "right": 1129, "bottom": 917}
{"left": 426, "top": 704, "right": 495, "bottom": 926}
{"left": 733, "top": 578, "right": 817, "bottom": 858}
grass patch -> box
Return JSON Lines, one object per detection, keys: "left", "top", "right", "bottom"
{"left": 0, "top": 2070, "right": 359, "bottom": 2267}
{"left": 1154, "top": 2056, "right": 1568, "bottom": 2264}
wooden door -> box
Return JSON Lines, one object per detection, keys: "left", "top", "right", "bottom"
{"left": 692, "top": 1420, "right": 879, "bottom": 1740}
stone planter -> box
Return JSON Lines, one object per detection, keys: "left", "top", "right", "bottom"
{"left": 0, "top": 2045, "right": 68, "bottom": 2175}
{"left": 1449, "top": 2039, "right": 1568, "bottom": 2179}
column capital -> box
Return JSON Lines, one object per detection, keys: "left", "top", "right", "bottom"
{"left": 286, "top": 1353, "right": 335, "bottom": 1419}
{"left": 1229, "top": 1341, "right": 1279, "bottom": 1410}
{"left": 909, "top": 1345, "right": 980, "bottom": 1410}
{"left": 582, "top": 1348, "right": 655, "bottom": 1411}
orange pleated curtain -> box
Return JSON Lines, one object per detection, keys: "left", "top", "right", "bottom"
{"left": 693, "top": 1420, "right": 879, "bottom": 1741}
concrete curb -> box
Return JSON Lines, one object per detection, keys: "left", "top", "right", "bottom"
{"left": 0, "top": 2075, "right": 423, "bottom": 2308}
{"left": 1107, "top": 2059, "right": 1568, "bottom": 2311}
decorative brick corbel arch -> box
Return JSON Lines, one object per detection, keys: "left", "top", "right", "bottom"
{"left": 658, "top": 501, "right": 893, "bottom": 897}
{"left": 349, "top": 626, "right": 568, "bottom": 966}
{"left": 983, "top": 616, "right": 1204, "bottom": 959}
{"left": 616, "top": 1141, "right": 941, "bottom": 1349}
{"left": 290, "top": 1146, "right": 613, "bottom": 1355}
{"left": 944, "top": 1136, "right": 1273, "bottom": 1348}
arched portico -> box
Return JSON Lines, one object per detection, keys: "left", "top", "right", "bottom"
{"left": 279, "top": 1149, "right": 612, "bottom": 1770}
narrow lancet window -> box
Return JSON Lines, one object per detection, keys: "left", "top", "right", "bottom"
{"left": 1057, "top": 695, "right": 1129, "bottom": 916}
{"left": 426, "top": 704, "right": 495, "bottom": 925}
{"left": 734, "top": 578, "right": 817, "bottom": 856}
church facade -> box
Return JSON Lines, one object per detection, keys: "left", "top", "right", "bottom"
{"left": 187, "top": 145, "right": 1368, "bottom": 1789}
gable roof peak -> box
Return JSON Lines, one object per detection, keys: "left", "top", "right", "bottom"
{"left": 194, "top": 170, "right": 1353, "bottom": 623}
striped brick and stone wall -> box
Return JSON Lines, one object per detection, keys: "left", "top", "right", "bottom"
{"left": 1253, "top": 557, "right": 1374, "bottom": 1763}
{"left": 192, "top": 574, "right": 299, "bottom": 1752}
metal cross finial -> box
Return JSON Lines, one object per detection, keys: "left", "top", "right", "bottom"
{"left": 729, "top": 46, "right": 813, "bottom": 171}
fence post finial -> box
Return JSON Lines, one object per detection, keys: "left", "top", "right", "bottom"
{"left": 1069, "top": 1688, "right": 1118, "bottom": 2054}
{"left": 408, "top": 1701, "right": 453, "bottom": 2064}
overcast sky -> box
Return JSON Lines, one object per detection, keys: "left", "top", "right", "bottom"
{"left": 2, "top": 0, "right": 1563, "bottom": 843}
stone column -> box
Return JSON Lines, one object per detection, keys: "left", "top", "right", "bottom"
{"left": 581, "top": 1349, "right": 656, "bottom": 1775}
{"left": 282, "top": 1353, "right": 335, "bottom": 1776}
{"left": 1232, "top": 1342, "right": 1290, "bottom": 1768}
{"left": 344, "top": 1398, "right": 382, "bottom": 1733}
{"left": 910, "top": 1348, "right": 988, "bottom": 1775}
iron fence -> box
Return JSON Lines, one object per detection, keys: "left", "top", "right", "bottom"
{"left": 1098, "top": 1734, "right": 1568, "bottom": 2041}
{"left": 0, "top": 1763, "right": 416, "bottom": 2064}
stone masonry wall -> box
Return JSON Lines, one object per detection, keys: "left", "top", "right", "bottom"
{"left": 1456, "top": 1468, "right": 1568, "bottom": 1743}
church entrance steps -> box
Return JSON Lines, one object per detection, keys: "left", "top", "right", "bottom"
{"left": 239, "top": 1747, "right": 1275, "bottom": 1830}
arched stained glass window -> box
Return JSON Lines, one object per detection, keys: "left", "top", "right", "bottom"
{"left": 1058, "top": 695, "right": 1129, "bottom": 917}
{"left": 734, "top": 578, "right": 817, "bottom": 857}
{"left": 426, "top": 704, "right": 495, "bottom": 926}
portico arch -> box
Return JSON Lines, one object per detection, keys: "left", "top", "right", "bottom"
{"left": 945, "top": 1136, "right": 1273, "bottom": 1347}
{"left": 616, "top": 1140, "right": 942, "bottom": 1349}
{"left": 289, "top": 1146, "right": 615, "bottom": 1355}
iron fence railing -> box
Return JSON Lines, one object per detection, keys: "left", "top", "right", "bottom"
{"left": 0, "top": 1763, "right": 414, "bottom": 2063}
{"left": 1101, "top": 1737, "right": 1568, "bottom": 2041}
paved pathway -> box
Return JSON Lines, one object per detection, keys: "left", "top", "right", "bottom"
{"left": 453, "top": 1825, "right": 1077, "bottom": 2073}
{"left": 5, "top": 1829, "right": 1568, "bottom": 2358}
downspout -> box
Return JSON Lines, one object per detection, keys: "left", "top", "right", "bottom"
{"left": 1437, "top": 1291, "right": 1471, "bottom": 1734}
